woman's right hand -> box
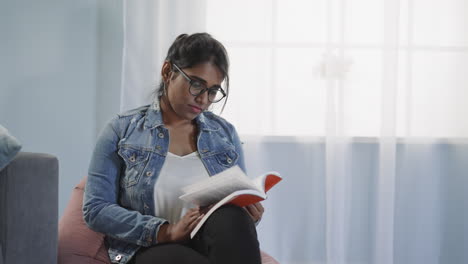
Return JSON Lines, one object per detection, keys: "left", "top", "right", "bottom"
{"left": 157, "top": 207, "right": 205, "bottom": 243}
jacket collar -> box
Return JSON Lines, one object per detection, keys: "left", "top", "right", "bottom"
{"left": 143, "top": 100, "right": 219, "bottom": 131}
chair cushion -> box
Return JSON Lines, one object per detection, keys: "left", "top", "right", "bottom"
{"left": 58, "top": 177, "right": 110, "bottom": 264}
{"left": 0, "top": 124, "right": 22, "bottom": 171}
{"left": 58, "top": 177, "right": 279, "bottom": 264}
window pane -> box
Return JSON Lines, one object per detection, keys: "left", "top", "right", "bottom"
{"left": 206, "top": 0, "right": 273, "bottom": 42}
{"left": 411, "top": 51, "right": 468, "bottom": 137}
{"left": 277, "top": 0, "right": 328, "bottom": 43}
{"left": 275, "top": 48, "right": 326, "bottom": 135}
{"left": 398, "top": 0, "right": 409, "bottom": 46}
{"left": 396, "top": 51, "right": 410, "bottom": 137}
{"left": 343, "top": 50, "right": 382, "bottom": 136}
{"left": 216, "top": 47, "right": 273, "bottom": 135}
{"left": 345, "top": 0, "right": 384, "bottom": 45}
{"left": 413, "top": 0, "right": 468, "bottom": 46}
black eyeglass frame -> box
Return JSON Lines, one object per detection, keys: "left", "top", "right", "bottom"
{"left": 172, "top": 63, "right": 227, "bottom": 103}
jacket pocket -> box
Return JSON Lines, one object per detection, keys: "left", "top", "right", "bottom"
{"left": 214, "top": 149, "right": 239, "bottom": 168}
{"left": 118, "top": 147, "right": 151, "bottom": 187}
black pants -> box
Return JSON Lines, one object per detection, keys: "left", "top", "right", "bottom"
{"left": 130, "top": 204, "right": 261, "bottom": 264}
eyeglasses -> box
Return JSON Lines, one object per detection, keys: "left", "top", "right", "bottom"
{"left": 172, "top": 63, "right": 226, "bottom": 103}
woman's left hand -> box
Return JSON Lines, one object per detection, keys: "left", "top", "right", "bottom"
{"left": 244, "top": 202, "right": 264, "bottom": 222}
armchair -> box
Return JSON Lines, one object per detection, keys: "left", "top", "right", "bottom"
{"left": 58, "top": 177, "right": 280, "bottom": 264}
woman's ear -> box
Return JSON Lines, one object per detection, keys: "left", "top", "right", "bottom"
{"left": 161, "top": 61, "right": 172, "bottom": 82}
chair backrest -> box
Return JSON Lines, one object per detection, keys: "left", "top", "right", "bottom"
{"left": 0, "top": 152, "right": 58, "bottom": 264}
{"left": 58, "top": 176, "right": 111, "bottom": 264}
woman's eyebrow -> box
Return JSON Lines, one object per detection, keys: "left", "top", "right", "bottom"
{"left": 189, "top": 74, "right": 222, "bottom": 87}
{"left": 189, "top": 75, "right": 208, "bottom": 84}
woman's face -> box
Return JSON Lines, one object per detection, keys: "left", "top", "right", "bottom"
{"left": 163, "top": 61, "right": 224, "bottom": 121}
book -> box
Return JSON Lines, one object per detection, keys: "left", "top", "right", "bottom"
{"left": 179, "top": 165, "right": 282, "bottom": 238}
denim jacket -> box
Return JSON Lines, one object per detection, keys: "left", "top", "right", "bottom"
{"left": 83, "top": 102, "right": 246, "bottom": 264}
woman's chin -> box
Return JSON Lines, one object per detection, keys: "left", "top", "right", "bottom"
{"left": 177, "top": 111, "right": 199, "bottom": 121}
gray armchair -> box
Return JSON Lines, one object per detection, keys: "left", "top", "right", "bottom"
{"left": 0, "top": 152, "right": 58, "bottom": 264}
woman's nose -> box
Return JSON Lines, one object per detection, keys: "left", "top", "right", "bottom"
{"left": 195, "top": 90, "right": 209, "bottom": 105}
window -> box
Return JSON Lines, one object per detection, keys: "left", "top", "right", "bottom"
{"left": 206, "top": 0, "right": 468, "bottom": 138}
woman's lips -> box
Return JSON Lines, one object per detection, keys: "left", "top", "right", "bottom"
{"left": 188, "top": 104, "right": 202, "bottom": 113}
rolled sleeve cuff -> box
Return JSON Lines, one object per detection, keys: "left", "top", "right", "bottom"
{"left": 140, "top": 217, "right": 168, "bottom": 246}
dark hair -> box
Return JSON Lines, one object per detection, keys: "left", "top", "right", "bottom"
{"left": 154, "top": 33, "right": 230, "bottom": 112}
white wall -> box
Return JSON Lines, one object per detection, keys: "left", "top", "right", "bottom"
{"left": 96, "top": 0, "right": 123, "bottom": 136}
{"left": 0, "top": 0, "right": 122, "bottom": 217}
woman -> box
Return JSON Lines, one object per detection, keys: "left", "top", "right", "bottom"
{"left": 83, "top": 33, "right": 264, "bottom": 264}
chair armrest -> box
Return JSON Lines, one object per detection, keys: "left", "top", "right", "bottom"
{"left": 0, "top": 152, "right": 58, "bottom": 264}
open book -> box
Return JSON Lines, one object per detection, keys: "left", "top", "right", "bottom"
{"left": 179, "top": 165, "right": 282, "bottom": 238}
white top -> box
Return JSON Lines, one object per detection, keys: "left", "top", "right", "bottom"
{"left": 153, "top": 151, "right": 210, "bottom": 223}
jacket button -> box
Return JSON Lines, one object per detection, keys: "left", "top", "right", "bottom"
{"left": 115, "top": 255, "right": 122, "bottom": 261}
{"left": 146, "top": 171, "right": 153, "bottom": 177}
{"left": 158, "top": 132, "right": 164, "bottom": 138}
{"left": 129, "top": 155, "right": 136, "bottom": 162}
{"left": 144, "top": 204, "right": 149, "bottom": 209}
{"left": 227, "top": 157, "right": 233, "bottom": 164}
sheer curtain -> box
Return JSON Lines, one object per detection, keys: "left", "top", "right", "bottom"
{"left": 120, "top": 0, "right": 206, "bottom": 112}
{"left": 121, "top": 1, "right": 468, "bottom": 264}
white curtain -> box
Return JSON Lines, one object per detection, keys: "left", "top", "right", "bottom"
{"left": 120, "top": 0, "right": 206, "bottom": 112}
{"left": 121, "top": 1, "right": 468, "bottom": 264}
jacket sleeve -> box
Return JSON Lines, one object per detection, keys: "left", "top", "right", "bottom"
{"left": 230, "top": 125, "right": 246, "bottom": 173}
{"left": 82, "top": 118, "right": 168, "bottom": 247}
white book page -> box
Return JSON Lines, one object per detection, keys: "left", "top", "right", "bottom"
{"left": 254, "top": 174, "right": 267, "bottom": 192}
{"left": 179, "top": 166, "right": 261, "bottom": 206}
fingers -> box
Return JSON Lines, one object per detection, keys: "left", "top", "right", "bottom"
{"left": 187, "top": 207, "right": 200, "bottom": 215}
{"left": 246, "top": 205, "right": 259, "bottom": 218}
{"left": 169, "top": 209, "right": 204, "bottom": 242}
{"left": 184, "top": 207, "right": 202, "bottom": 219}
{"left": 200, "top": 205, "right": 214, "bottom": 214}
{"left": 184, "top": 209, "right": 201, "bottom": 223}
{"left": 245, "top": 203, "right": 264, "bottom": 221}
{"left": 252, "top": 202, "right": 264, "bottom": 214}
{"left": 176, "top": 205, "right": 213, "bottom": 237}
{"left": 183, "top": 208, "right": 204, "bottom": 226}
{"left": 184, "top": 205, "right": 211, "bottom": 232}
{"left": 188, "top": 213, "right": 205, "bottom": 230}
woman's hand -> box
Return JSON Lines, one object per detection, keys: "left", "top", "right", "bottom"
{"left": 244, "top": 202, "right": 264, "bottom": 222}
{"left": 157, "top": 207, "right": 204, "bottom": 243}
